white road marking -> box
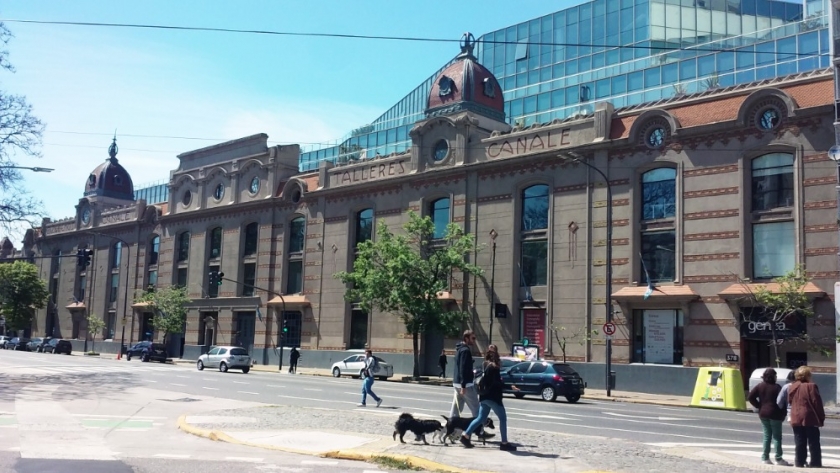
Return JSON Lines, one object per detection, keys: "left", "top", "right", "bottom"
{"left": 170, "top": 383, "right": 186, "bottom": 387}
{"left": 224, "top": 456, "right": 264, "bottom": 462}
{"left": 277, "top": 394, "right": 359, "bottom": 405}
{"left": 202, "top": 387, "right": 219, "bottom": 391}
{"left": 153, "top": 453, "right": 191, "bottom": 459}
{"left": 70, "top": 414, "right": 166, "bottom": 419}
{"left": 238, "top": 391, "right": 259, "bottom": 395}
{"left": 145, "top": 380, "right": 157, "bottom": 383}
{"left": 233, "top": 381, "right": 249, "bottom": 385}
{"left": 604, "top": 412, "right": 692, "bottom": 421}
{"left": 5, "top": 447, "right": 19, "bottom": 452}
{"left": 267, "top": 384, "right": 284, "bottom": 388}
{"left": 175, "top": 375, "right": 188, "bottom": 379}
{"left": 303, "top": 388, "right": 322, "bottom": 392}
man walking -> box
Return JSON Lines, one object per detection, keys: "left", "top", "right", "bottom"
{"left": 358, "top": 349, "right": 383, "bottom": 408}
{"left": 449, "top": 330, "right": 494, "bottom": 439}
{"left": 438, "top": 349, "right": 447, "bottom": 378}
{"left": 288, "top": 347, "right": 300, "bottom": 374}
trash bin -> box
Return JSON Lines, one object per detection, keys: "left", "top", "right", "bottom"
{"left": 747, "top": 367, "right": 792, "bottom": 411}
{"left": 608, "top": 370, "right": 616, "bottom": 390}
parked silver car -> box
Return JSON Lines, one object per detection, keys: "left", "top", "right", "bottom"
{"left": 196, "top": 346, "right": 251, "bottom": 373}
{"left": 330, "top": 354, "right": 394, "bottom": 380}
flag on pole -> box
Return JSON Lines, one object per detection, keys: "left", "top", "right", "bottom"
{"left": 639, "top": 252, "right": 655, "bottom": 300}
{"left": 256, "top": 306, "right": 263, "bottom": 322}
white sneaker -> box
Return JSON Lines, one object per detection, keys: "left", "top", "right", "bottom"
{"left": 376, "top": 399, "right": 383, "bottom": 408}
{"left": 357, "top": 403, "right": 366, "bottom": 407}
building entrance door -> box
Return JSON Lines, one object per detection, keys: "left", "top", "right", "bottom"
{"left": 743, "top": 338, "right": 775, "bottom": 383}
{"left": 349, "top": 309, "right": 368, "bottom": 349}
{"left": 236, "top": 312, "right": 256, "bottom": 355}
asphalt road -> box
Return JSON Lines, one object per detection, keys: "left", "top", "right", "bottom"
{"left": 5, "top": 350, "right": 838, "bottom": 449}
{"left": 0, "top": 350, "right": 417, "bottom": 473}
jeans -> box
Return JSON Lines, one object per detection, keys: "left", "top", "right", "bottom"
{"left": 449, "top": 385, "right": 479, "bottom": 418}
{"left": 361, "top": 376, "right": 380, "bottom": 405}
{"left": 760, "top": 418, "right": 783, "bottom": 461}
{"left": 464, "top": 400, "right": 508, "bottom": 443}
{"left": 792, "top": 425, "right": 821, "bottom": 467}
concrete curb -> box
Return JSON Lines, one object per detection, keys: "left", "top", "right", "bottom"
{"left": 176, "top": 415, "right": 494, "bottom": 473}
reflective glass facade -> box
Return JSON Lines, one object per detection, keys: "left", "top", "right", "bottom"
{"left": 298, "top": 0, "right": 828, "bottom": 172}
{"left": 134, "top": 182, "right": 169, "bottom": 205}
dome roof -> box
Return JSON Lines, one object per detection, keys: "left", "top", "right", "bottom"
{"left": 426, "top": 33, "right": 505, "bottom": 122}
{"left": 84, "top": 137, "right": 135, "bottom": 201}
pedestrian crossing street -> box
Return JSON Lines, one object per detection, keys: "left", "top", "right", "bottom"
{"left": 646, "top": 442, "right": 840, "bottom": 468}
{"left": 0, "top": 361, "right": 184, "bottom": 377}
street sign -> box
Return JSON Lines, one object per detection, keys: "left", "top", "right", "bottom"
{"left": 602, "top": 322, "right": 616, "bottom": 336}
{"left": 725, "top": 354, "right": 739, "bottom": 362}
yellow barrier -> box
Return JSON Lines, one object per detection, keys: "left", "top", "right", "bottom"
{"left": 689, "top": 367, "right": 747, "bottom": 411}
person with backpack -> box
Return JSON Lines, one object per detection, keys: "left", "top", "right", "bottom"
{"left": 460, "top": 351, "right": 517, "bottom": 451}
{"left": 358, "top": 349, "right": 383, "bottom": 407}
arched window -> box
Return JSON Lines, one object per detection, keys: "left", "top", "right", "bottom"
{"left": 641, "top": 168, "right": 676, "bottom": 220}
{"left": 148, "top": 235, "right": 160, "bottom": 266}
{"left": 209, "top": 227, "right": 222, "bottom": 259}
{"left": 751, "top": 153, "right": 795, "bottom": 278}
{"left": 639, "top": 168, "right": 676, "bottom": 284}
{"left": 355, "top": 209, "right": 373, "bottom": 246}
{"left": 177, "top": 232, "right": 190, "bottom": 262}
{"left": 429, "top": 198, "right": 450, "bottom": 239}
{"left": 520, "top": 184, "right": 549, "bottom": 287}
{"left": 752, "top": 153, "right": 794, "bottom": 212}
{"left": 243, "top": 222, "right": 259, "bottom": 256}
{"left": 288, "top": 217, "right": 305, "bottom": 254}
{"left": 111, "top": 242, "right": 121, "bottom": 269}
{"left": 287, "top": 216, "right": 306, "bottom": 294}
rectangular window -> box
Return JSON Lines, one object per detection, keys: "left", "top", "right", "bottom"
{"left": 280, "top": 311, "right": 302, "bottom": 348}
{"left": 515, "top": 40, "right": 529, "bottom": 61}
{"left": 78, "top": 275, "right": 86, "bottom": 302}
{"left": 349, "top": 309, "right": 369, "bottom": 349}
{"left": 243, "top": 263, "right": 256, "bottom": 297}
{"left": 209, "top": 228, "right": 222, "bottom": 259}
{"left": 106, "top": 311, "right": 116, "bottom": 340}
{"left": 632, "top": 309, "right": 684, "bottom": 364}
{"left": 208, "top": 265, "right": 220, "bottom": 298}
{"left": 289, "top": 219, "right": 305, "bottom": 253}
{"left": 287, "top": 260, "right": 303, "bottom": 294}
{"left": 110, "top": 274, "right": 119, "bottom": 302}
{"left": 520, "top": 239, "right": 548, "bottom": 286}
{"left": 753, "top": 221, "right": 795, "bottom": 279}
{"left": 147, "top": 270, "right": 157, "bottom": 289}
{"left": 752, "top": 158, "right": 794, "bottom": 211}
{"left": 176, "top": 267, "right": 188, "bottom": 288}
{"left": 640, "top": 231, "right": 676, "bottom": 283}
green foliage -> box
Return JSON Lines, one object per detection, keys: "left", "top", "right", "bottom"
{"left": 552, "top": 325, "right": 598, "bottom": 362}
{"left": 0, "top": 261, "right": 48, "bottom": 332}
{"left": 336, "top": 211, "right": 482, "bottom": 377}
{"left": 86, "top": 312, "right": 105, "bottom": 352}
{"left": 134, "top": 285, "right": 190, "bottom": 342}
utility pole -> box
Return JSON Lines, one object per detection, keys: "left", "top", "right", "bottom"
{"left": 488, "top": 229, "right": 498, "bottom": 346}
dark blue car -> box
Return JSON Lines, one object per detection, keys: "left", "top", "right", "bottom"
{"left": 502, "top": 361, "right": 585, "bottom": 403}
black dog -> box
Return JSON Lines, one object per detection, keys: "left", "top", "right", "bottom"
{"left": 439, "top": 415, "right": 495, "bottom": 445}
{"left": 393, "top": 413, "right": 445, "bottom": 445}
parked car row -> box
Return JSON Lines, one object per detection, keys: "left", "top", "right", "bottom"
{"left": 0, "top": 335, "right": 72, "bottom": 354}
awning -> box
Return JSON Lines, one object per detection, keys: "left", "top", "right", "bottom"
{"left": 718, "top": 282, "right": 825, "bottom": 300}
{"left": 131, "top": 302, "right": 152, "bottom": 308}
{"left": 65, "top": 302, "right": 85, "bottom": 310}
{"left": 267, "top": 294, "right": 311, "bottom": 308}
{"left": 612, "top": 285, "right": 700, "bottom": 302}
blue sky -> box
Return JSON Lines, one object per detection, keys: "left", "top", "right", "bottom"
{"left": 0, "top": 1, "right": 567, "bottom": 237}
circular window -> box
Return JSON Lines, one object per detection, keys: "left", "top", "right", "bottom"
{"left": 81, "top": 208, "right": 91, "bottom": 225}
{"left": 432, "top": 140, "right": 449, "bottom": 162}
{"left": 646, "top": 127, "right": 667, "bottom": 149}
{"left": 291, "top": 190, "right": 302, "bottom": 203}
{"left": 213, "top": 183, "right": 225, "bottom": 201}
{"left": 757, "top": 107, "right": 781, "bottom": 130}
{"left": 249, "top": 176, "right": 260, "bottom": 195}
{"left": 182, "top": 190, "right": 192, "bottom": 207}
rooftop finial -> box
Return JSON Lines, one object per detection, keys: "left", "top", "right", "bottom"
{"left": 108, "top": 131, "right": 118, "bottom": 161}
{"left": 459, "top": 32, "right": 476, "bottom": 57}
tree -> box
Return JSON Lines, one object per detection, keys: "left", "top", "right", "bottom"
{"left": 0, "top": 260, "right": 48, "bottom": 332}
{"left": 336, "top": 211, "right": 482, "bottom": 378}
{"left": 134, "top": 285, "right": 190, "bottom": 344}
{"left": 552, "top": 325, "right": 598, "bottom": 362}
{"left": 0, "top": 23, "right": 46, "bottom": 231}
{"left": 85, "top": 313, "right": 105, "bottom": 354}
{"left": 737, "top": 266, "right": 819, "bottom": 367}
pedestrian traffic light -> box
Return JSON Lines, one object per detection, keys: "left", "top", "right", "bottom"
{"left": 523, "top": 338, "right": 529, "bottom": 347}
{"left": 282, "top": 320, "right": 289, "bottom": 333}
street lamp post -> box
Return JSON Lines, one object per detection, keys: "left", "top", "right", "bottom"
{"left": 488, "top": 229, "right": 498, "bottom": 346}
{"left": 82, "top": 231, "right": 130, "bottom": 360}
{"left": 563, "top": 153, "right": 614, "bottom": 397}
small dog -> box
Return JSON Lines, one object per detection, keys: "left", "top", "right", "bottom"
{"left": 392, "top": 413, "right": 445, "bottom": 445}
{"left": 440, "top": 415, "right": 495, "bottom": 445}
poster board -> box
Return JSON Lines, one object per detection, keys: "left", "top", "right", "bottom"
{"left": 522, "top": 308, "right": 546, "bottom": 349}
{"left": 511, "top": 343, "right": 541, "bottom": 361}
{"left": 644, "top": 309, "right": 675, "bottom": 364}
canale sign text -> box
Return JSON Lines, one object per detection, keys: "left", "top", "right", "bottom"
{"left": 484, "top": 123, "right": 594, "bottom": 160}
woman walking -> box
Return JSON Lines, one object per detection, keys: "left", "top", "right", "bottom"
{"left": 459, "top": 351, "right": 517, "bottom": 451}
{"left": 747, "top": 368, "right": 789, "bottom": 466}
{"left": 788, "top": 366, "right": 825, "bottom": 468}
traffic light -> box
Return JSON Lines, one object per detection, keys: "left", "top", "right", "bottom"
{"left": 523, "top": 338, "right": 530, "bottom": 347}
{"left": 282, "top": 320, "right": 289, "bottom": 334}
{"left": 208, "top": 270, "right": 225, "bottom": 288}
{"left": 77, "top": 248, "right": 93, "bottom": 268}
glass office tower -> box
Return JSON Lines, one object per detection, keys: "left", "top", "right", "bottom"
{"left": 134, "top": 181, "right": 169, "bottom": 205}
{"left": 298, "top": 0, "right": 829, "bottom": 172}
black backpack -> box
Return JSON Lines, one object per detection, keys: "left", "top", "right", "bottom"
{"left": 475, "top": 362, "right": 492, "bottom": 396}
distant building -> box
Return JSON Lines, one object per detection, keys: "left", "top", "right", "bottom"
{"left": 27, "top": 34, "right": 837, "bottom": 397}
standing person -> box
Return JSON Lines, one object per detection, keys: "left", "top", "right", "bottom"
{"left": 776, "top": 370, "right": 797, "bottom": 422}
{"left": 358, "top": 349, "right": 383, "bottom": 408}
{"left": 438, "top": 349, "right": 447, "bottom": 378}
{"left": 449, "top": 330, "right": 493, "bottom": 439}
{"left": 460, "top": 351, "right": 517, "bottom": 451}
{"left": 748, "top": 368, "right": 790, "bottom": 466}
{"left": 288, "top": 347, "right": 300, "bottom": 374}
{"left": 788, "top": 366, "right": 825, "bottom": 468}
